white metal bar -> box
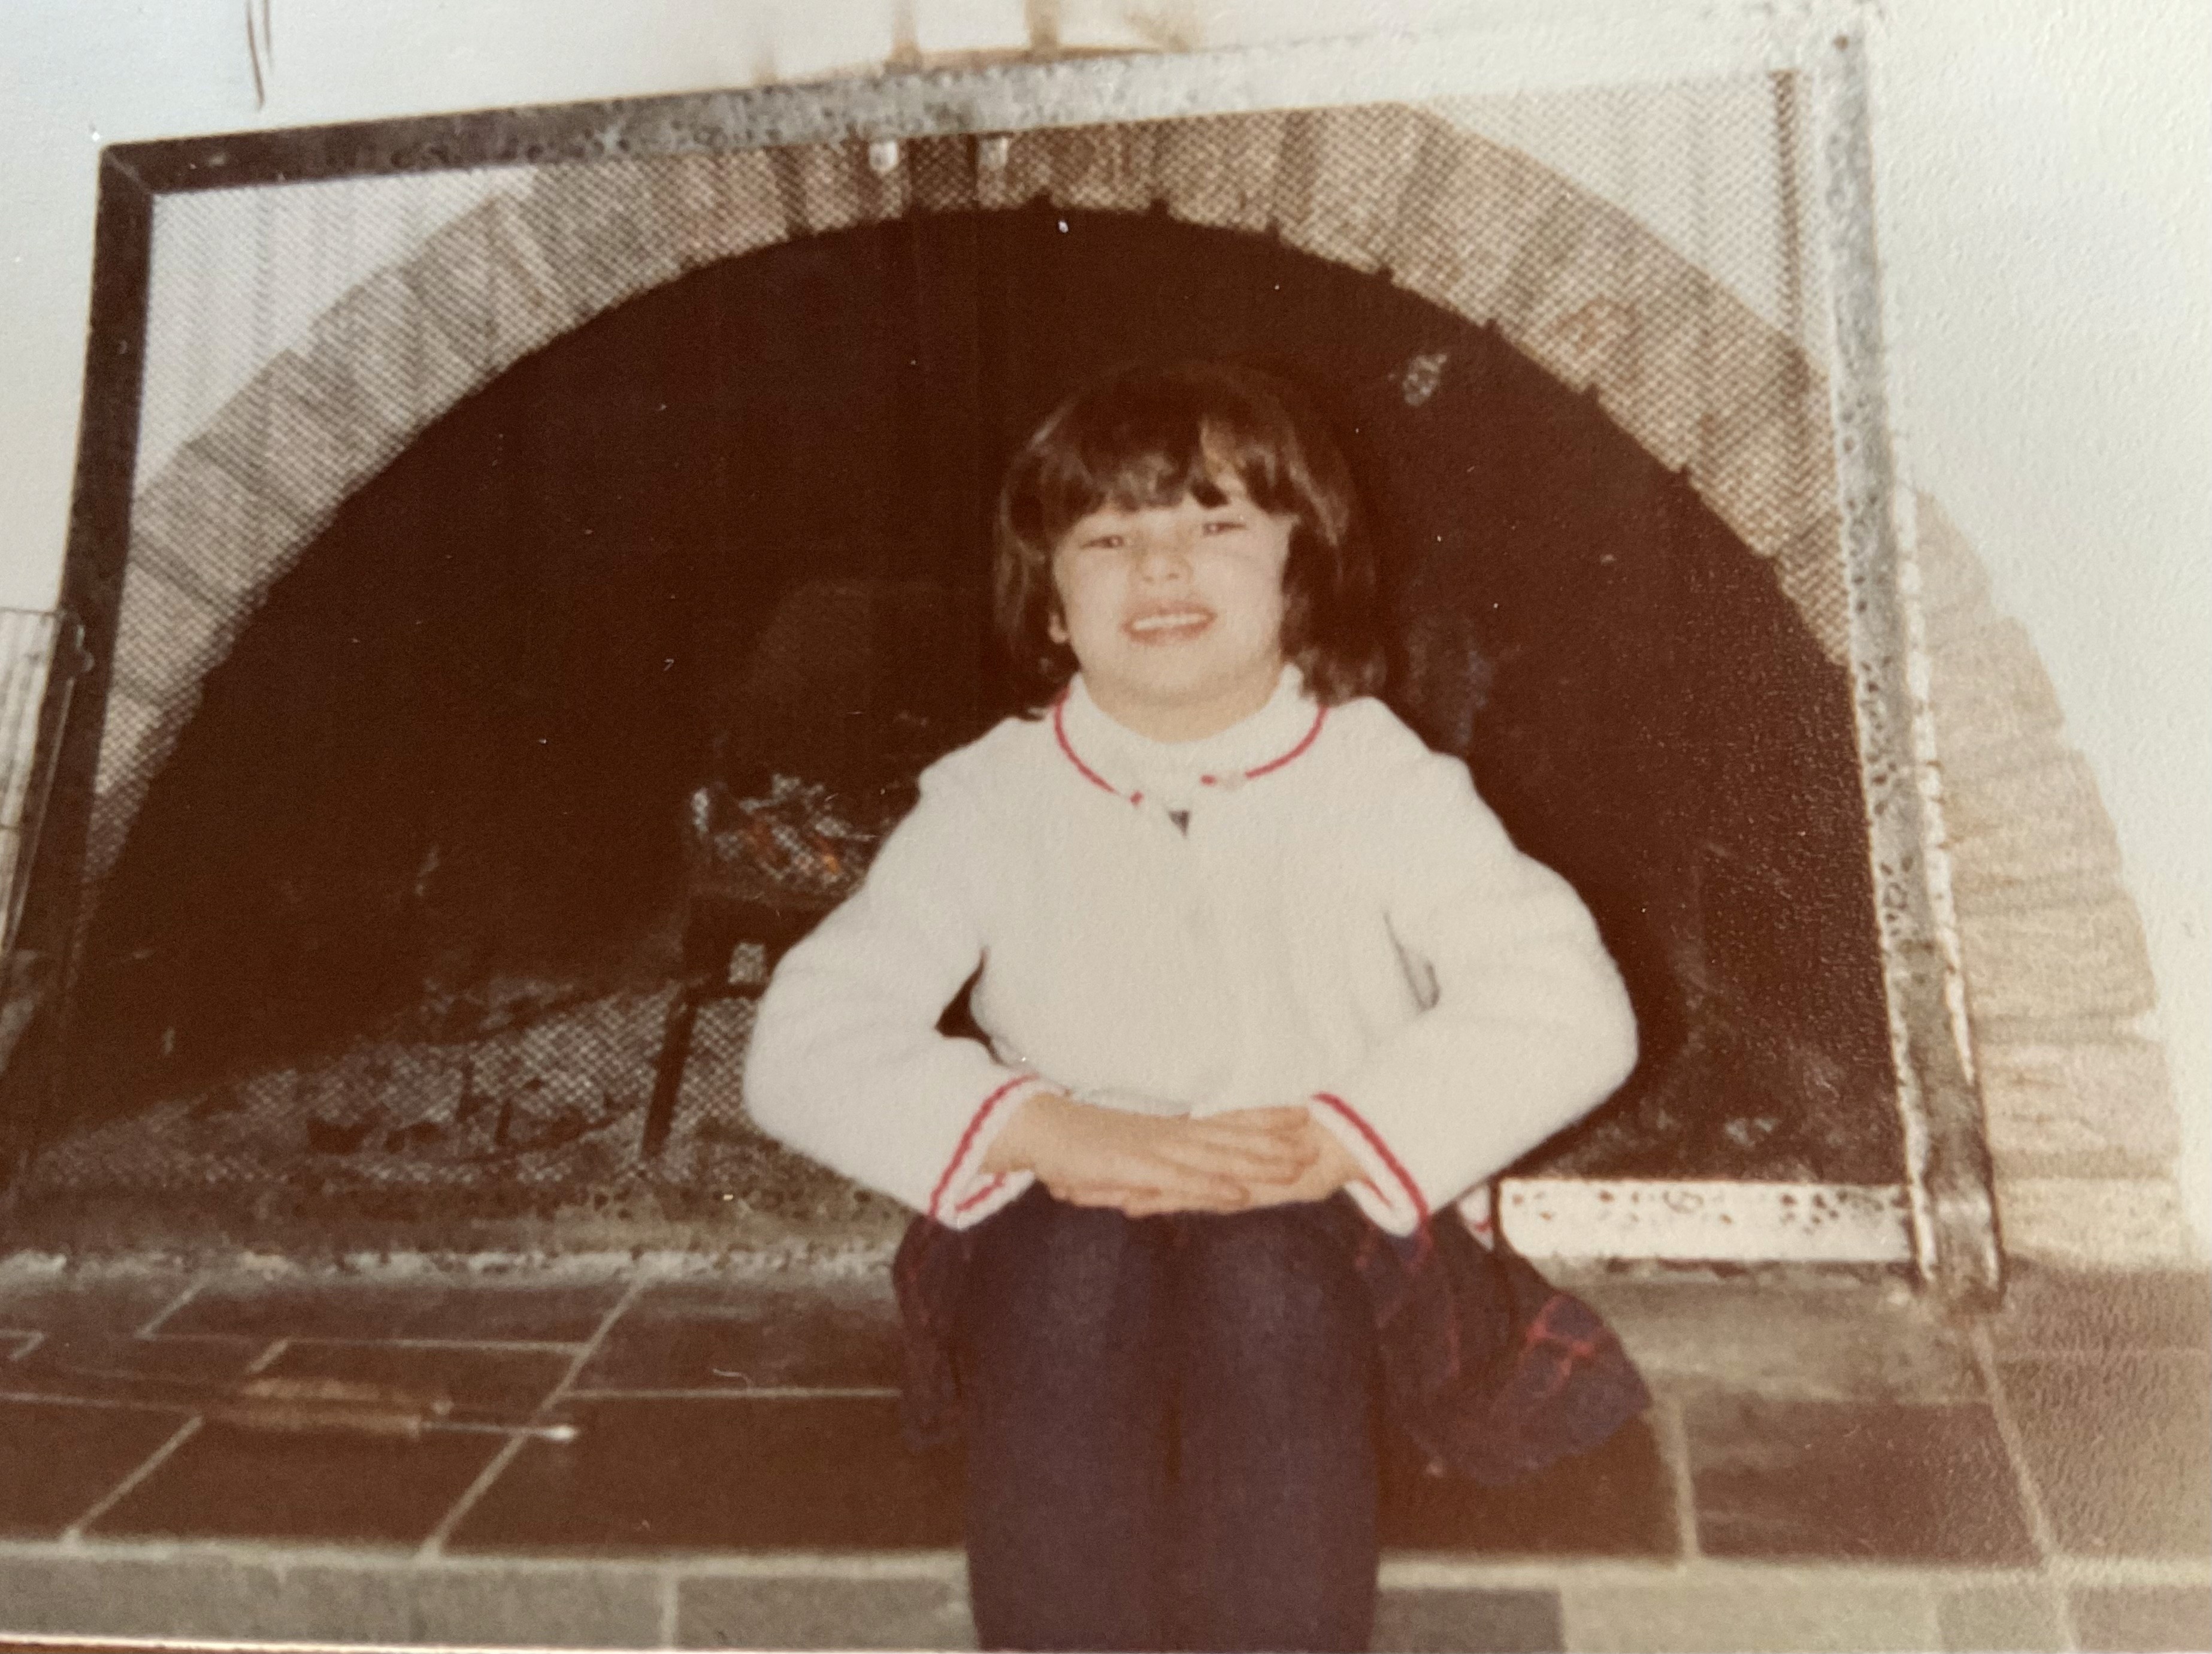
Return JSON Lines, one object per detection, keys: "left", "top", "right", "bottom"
{"left": 1499, "top": 1178, "right": 1913, "bottom": 1262}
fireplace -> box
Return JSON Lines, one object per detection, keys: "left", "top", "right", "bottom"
{"left": 3, "top": 66, "right": 1998, "bottom": 1280}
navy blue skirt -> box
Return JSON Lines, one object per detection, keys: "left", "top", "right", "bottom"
{"left": 894, "top": 1188, "right": 1650, "bottom": 1487}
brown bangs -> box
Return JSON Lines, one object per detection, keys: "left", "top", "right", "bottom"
{"left": 1006, "top": 373, "right": 1333, "bottom": 554}
{"left": 993, "top": 361, "right": 1385, "bottom": 707}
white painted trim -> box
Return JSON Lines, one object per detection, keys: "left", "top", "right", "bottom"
{"left": 1498, "top": 1178, "right": 1913, "bottom": 1262}
{"left": 600, "top": 1, "right": 1868, "bottom": 160}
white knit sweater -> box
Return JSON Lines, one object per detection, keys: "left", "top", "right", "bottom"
{"left": 743, "top": 667, "right": 1637, "bottom": 1236}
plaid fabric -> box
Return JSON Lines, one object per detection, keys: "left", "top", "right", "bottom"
{"left": 894, "top": 1191, "right": 1649, "bottom": 1488}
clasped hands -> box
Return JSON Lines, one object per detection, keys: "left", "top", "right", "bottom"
{"left": 979, "top": 1090, "right": 1361, "bottom": 1218}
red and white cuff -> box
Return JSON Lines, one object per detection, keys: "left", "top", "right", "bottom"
{"left": 1309, "top": 1093, "right": 1428, "bottom": 1237}
{"left": 927, "top": 1074, "right": 1049, "bottom": 1229}
{"left": 1455, "top": 1183, "right": 1498, "bottom": 1249}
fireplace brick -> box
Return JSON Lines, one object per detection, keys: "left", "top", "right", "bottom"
{"left": 1468, "top": 182, "right": 1599, "bottom": 352}
{"left": 305, "top": 267, "right": 485, "bottom": 450}
{"left": 973, "top": 125, "right": 1054, "bottom": 211}
{"left": 1385, "top": 123, "right": 1568, "bottom": 331}
{"left": 774, "top": 140, "right": 905, "bottom": 237}
{"left": 1690, "top": 361, "right": 1835, "bottom": 558}
{"left": 1566, "top": 254, "right": 1721, "bottom": 477}
{"left": 1999, "top": 1176, "right": 2199, "bottom": 1269}
{"left": 129, "top": 441, "right": 313, "bottom": 598}
{"left": 1923, "top": 617, "right": 2068, "bottom": 781}
{"left": 516, "top": 161, "right": 691, "bottom": 329}
{"left": 195, "top": 350, "right": 380, "bottom": 527}
{"left": 397, "top": 195, "right": 578, "bottom": 383}
{"left": 1771, "top": 508, "right": 1851, "bottom": 664}
{"left": 87, "top": 689, "right": 175, "bottom": 876}
{"left": 1978, "top": 1036, "right": 2181, "bottom": 1172}
{"left": 904, "top": 132, "right": 983, "bottom": 216}
{"left": 253, "top": 347, "right": 438, "bottom": 508}
{"left": 105, "top": 428, "right": 322, "bottom": 859}
{"left": 666, "top": 149, "right": 805, "bottom": 265}
{"left": 1907, "top": 495, "right": 1996, "bottom": 644}
{"left": 1038, "top": 122, "right": 1168, "bottom": 216}
{"left": 1514, "top": 225, "right": 1651, "bottom": 400}
{"left": 1942, "top": 751, "right": 2124, "bottom": 902}
{"left": 1272, "top": 105, "right": 1429, "bottom": 275}
{"left": 109, "top": 559, "right": 236, "bottom": 718}
{"left": 1956, "top": 894, "right": 2158, "bottom": 1026}
{"left": 1155, "top": 110, "right": 1296, "bottom": 236}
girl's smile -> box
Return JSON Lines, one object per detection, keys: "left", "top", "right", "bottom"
{"left": 1049, "top": 474, "right": 1293, "bottom": 742}
{"left": 1124, "top": 601, "right": 1216, "bottom": 641}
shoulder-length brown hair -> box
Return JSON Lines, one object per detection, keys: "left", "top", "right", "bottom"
{"left": 992, "top": 361, "right": 1387, "bottom": 707}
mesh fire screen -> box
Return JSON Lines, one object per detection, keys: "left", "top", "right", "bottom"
{"left": 16, "top": 79, "right": 1902, "bottom": 1221}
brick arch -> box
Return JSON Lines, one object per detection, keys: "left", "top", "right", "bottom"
{"left": 101, "top": 107, "right": 1843, "bottom": 887}
{"left": 99, "top": 96, "right": 2176, "bottom": 1256}
{"left": 1910, "top": 497, "right": 2180, "bottom": 1260}
{"left": 100, "top": 107, "right": 2175, "bottom": 1241}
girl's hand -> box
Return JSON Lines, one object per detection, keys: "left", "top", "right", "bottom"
{"left": 1096, "top": 1111, "right": 1362, "bottom": 1217}
{"left": 1229, "top": 1111, "right": 1363, "bottom": 1210}
{"left": 982, "top": 1094, "right": 1315, "bottom": 1213}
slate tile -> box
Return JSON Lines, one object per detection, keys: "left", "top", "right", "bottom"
{"left": 1, "top": 1325, "right": 264, "bottom": 1405}
{"left": 1378, "top": 1416, "right": 1677, "bottom": 1556}
{"left": 1373, "top": 1587, "right": 1563, "bottom": 1652}
{"left": 0, "top": 1273, "right": 201, "bottom": 1341}
{"left": 1935, "top": 1582, "right": 2067, "bottom": 1652}
{"left": 1562, "top": 1579, "right": 1941, "bottom": 1653}
{"left": 2069, "top": 1584, "right": 2212, "bottom": 1653}
{"left": 161, "top": 1275, "right": 628, "bottom": 1343}
{"left": 0, "top": 1398, "right": 187, "bottom": 1538}
{"left": 0, "top": 1552, "right": 411, "bottom": 1641}
{"left": 1591, "top": 1278, "right": 1979, "bottom": 1403}
{"left": 88, "top": 1415, "right": 504, "bottom": 1547}
{"left": 1993, "top": 1268, "right": 2212, "bottom": 1357}
{"left": 449, "top": 1396, "right": 963, "bottom": 1553}
{"left": 677, "top": 1574, "right": 976, "bottom": 1650}
{"left": 2000, "top": 1351, "right": 2212, "bottom": 1558}
{"left": 1684, "top": 1394, "right": 2035, "bottom": 1564}
{"left": 407, "top": 1564, "right": 665, "bottom": 1648}
{"left": 573, "top": 1276, "right": 900, "bottom": 1392}
{"left": 261, "top": 1339, "right": 574, "bottom": 1418}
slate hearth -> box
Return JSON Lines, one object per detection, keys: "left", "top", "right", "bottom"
{"left": 0, "top": 1260, "right": 2205, "bottom": 1650}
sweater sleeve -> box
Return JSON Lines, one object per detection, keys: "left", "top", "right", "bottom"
{"left": 1308, "top": 746, "right": 1638, "bottom": 1236}
{"left": 742, "top": 766, "right": 1047, "bottom": 1229}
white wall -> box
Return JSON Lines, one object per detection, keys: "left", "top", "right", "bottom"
{"left": 1, "top": 0, "right": 2204, "bottom": 1250}
{"left": 1871, "top": 0, "right": 2210, "bottom": 1251}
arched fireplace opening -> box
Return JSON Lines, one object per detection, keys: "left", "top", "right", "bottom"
{"left": 51, "top": 201, "right": 1895, "bottom": 1203}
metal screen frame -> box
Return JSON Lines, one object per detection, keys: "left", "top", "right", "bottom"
{"left": 23, "top": 0, "right": 1993, "bottom": 1293}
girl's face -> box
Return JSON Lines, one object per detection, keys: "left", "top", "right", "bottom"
{"left": 1049, "top": 471, "right": 1294, "bottom": 742}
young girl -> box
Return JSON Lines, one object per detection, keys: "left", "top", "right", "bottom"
{"left": 745, "top": 361, "right": 1637, "bottom": 1652}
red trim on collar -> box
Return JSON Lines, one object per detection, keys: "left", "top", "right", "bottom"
{"left": 1054, "top": 695, "right": 1329, "bottom": 797}
{"left": 1245, "top": 707, "right": 1327, "bottom": 778}
{"left": 1052, "top": 695, "right": 1123, "bottom": 799}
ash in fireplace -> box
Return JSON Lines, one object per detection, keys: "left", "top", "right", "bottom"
{"left": 29, "top": 978, "right": 875, "bottom": 1224}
